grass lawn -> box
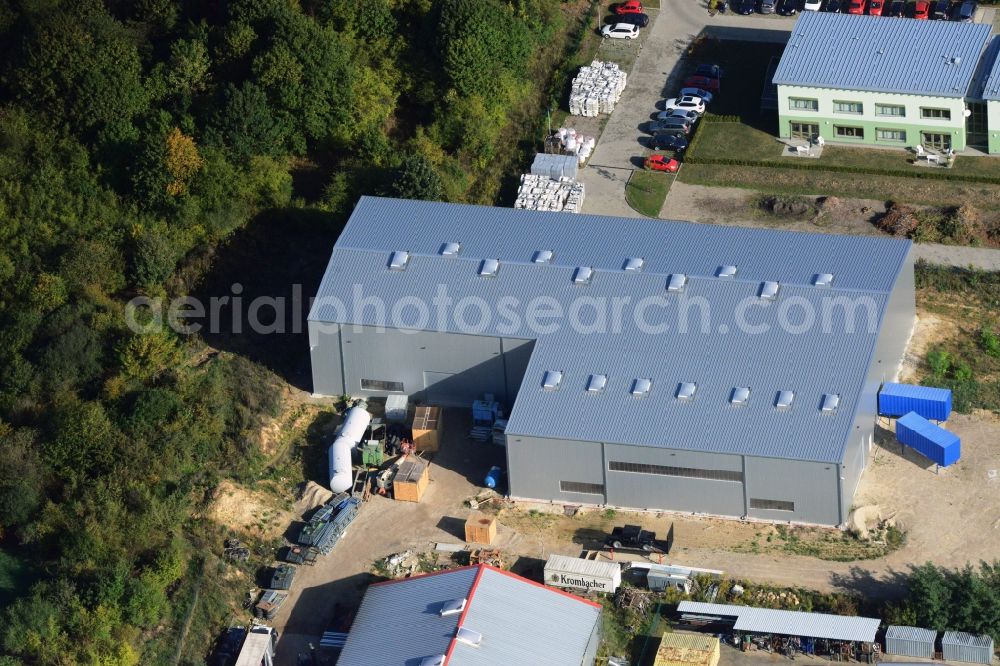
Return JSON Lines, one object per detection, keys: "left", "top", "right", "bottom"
{"left": 691, "top": 122, "right": 784, "bottom": 160}
{"left": 678, "top": 162, "right": 1000, "bottom": 208}
{"left": 626, "top": 170, "right": 672, "bottom": 216}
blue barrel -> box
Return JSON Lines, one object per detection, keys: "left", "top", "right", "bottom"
{"left": 484, "top": 466, "right": 502, "bottom": 489}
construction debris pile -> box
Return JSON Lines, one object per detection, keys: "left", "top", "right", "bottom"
{"left": 381, "top": 550, "right": 421, "bottom": 578}
{"left": 545, "top": 128, "right": 597, "bottom": 166}
{"left": 514, "top": 174, "right": 585, "bottom": 213}
{"left": 569, "top": 60, "right": 627, "bottom": 116}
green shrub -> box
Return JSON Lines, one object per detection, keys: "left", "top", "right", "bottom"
{"left": 981, "top": 326, "right": 1000, "bottom": 358}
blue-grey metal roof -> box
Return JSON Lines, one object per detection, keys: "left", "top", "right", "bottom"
{"left": 886, "top": 626, "right": 937, "bottom": 643}
{"left": 773, "top": 12, "right": 992, "bottom": 98}
{"left": 335, "top": 565, "right": 601, "bottom": 666}
{"left": 311, "top": 197, "right": 912, "bottom": 464}
{"left": 975, "top": 36, "right": 1000, "bottom": 100}
{"left": 677, "top": 601, "right": 880, "bottom": 642}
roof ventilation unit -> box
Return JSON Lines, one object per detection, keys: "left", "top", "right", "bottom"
{"left": 388, "top": 251, "right": 411, "bottom": 271}
{"left": 759, "top": 281, "right": 780, "bottom": 301}
{"left": 623, "top": 257, "right": 645, "bottom": 272}
{"left": 586, "top": 374, "right": 608, "bottom": 393}
{"left": 631, "top": 378, "right": 653, "bottom": 397}
{"left": 717, "top": 265, "right": 738, "bottom": 278}
{"left": 821, "top": 393, "right": 841, "bottom": 413}
{"left": 542, "top": 370, "right": 563, "bottom": 391}
{"left": 813, "top": 273, "right": 834, "bottom": 287}
{"left": 666, "top": 273, "right": 688, "bottom": 293}
{"left": 676, "top": 382, "right": 697, "bottom": 401}
{"left": 533, "top": 249, "right": 554, "bottom": 264}
{"left": 455, "top": 627, "right": 483, "bottom": 648}
{"left": 440, "top": 598, "right": 467, "bottom": 616}
{"left": 776, "top": 390, "right": 795, "bottom": 410}
{"left": 420, "top": 657, "right": 446, "bottom": 666}
{"left": 439, "top": 242, "right": 462, "bottom": 257}
{"left": 730, "top": 386, "right": 751, "bottom": 405}
{"left": 478, "top": 259, "right": 500, "bottom": 278}
{"left": 573, "top": 266, "right": 594, "bottom": 285}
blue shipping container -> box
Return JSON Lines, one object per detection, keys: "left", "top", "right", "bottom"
{"left": 879, "top": 383, "right": 952, "bottom": 421}
{"left": 896, "top": 412, "right": 960, "bottom": 466}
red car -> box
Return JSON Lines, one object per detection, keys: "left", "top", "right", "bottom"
{"left": 847, "top": 0, "right": 865, "bottom": 13}
{"left": 868, "top": 0, "right": 884, "bottom": 14}
{"left": 684, "top": 75, "right": 720, "bottom": 94}
{"left": 644, "top": 155, "right": 680, "bottom": 172}
{"left": 914, "top": 0, "right": 930, "bottom": 17}
{"left": 615, "top": 1, "right": 644, "bottom": 14}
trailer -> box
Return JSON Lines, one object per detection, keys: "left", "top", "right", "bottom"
{"left": 283, "top": 545, "right": 318, "bottom": 566}
{"left": 544, "top": 554, "right": 622, "bottom": 594}
{"left": 268, "top": 563, "right": 296, "bottom": 591}
{"left": 254, "top": 590, "right": 287, "bottom": 621}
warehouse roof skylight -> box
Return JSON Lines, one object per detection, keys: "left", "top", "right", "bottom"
{"left": 533, "top": 249, "right": 554, "bottom": 264}
{"left": 586, "top": 374, "right": 608, "bottom": 393}
{"left": 667, "top": 273, "right": 688, "bottom": 292}
{"left": 676, "top": 382, "right": 698, "bottom": 401}
{"left": 388, "top": 250, "right": 410, "bottom": 271}
{"left": 821, "top": 393, "right": 841, "bottom": 413}
{"left": 776, "top": 390, "right": 795, "bottom": 410}
{"left": 440, "top": 598, "right": 467, "bottom": 616}
{"left": 814, "top": 273, "right": 834, "bottom": 287}
{"left": 456, "top": 627, "right": 482, "bottom": 648}
{"left": 439, "top": 242, "right": 462, "bottom": 257}
{"left": 573, "top": 266, "right": 594, "bottom": 285}
{"left": 542, "top": 370, "right": 563, "bottom": 390}
{"left": 717, "top": 265, "right": 738, "bottom": 278}
{"left": 479, "top": 259, "right": 500, "bottom": 277}
{"left": 419, "top": 657, "right": 445, "bottom": 666}
{"left": 623, "top": 257, "right": 645, "bottom": 272}
{"left": 631, "top": 378, "right": 653, "bottom": 397}
{"left": 731, "top": 387, "right": 751, "bottom": 405}
{"left": 760, "top": 281, "right": 780, "bottom": 301}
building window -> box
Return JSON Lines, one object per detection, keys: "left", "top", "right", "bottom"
{"left": 609, "top": 461, "right": 743, "bottom": 482}
{"left": 788, "top": 97, "right": 818, "bottom": 112}
{"left": 560, "top": 481, "right": 605, "bottom": 495}
{"left": 360, "top": 378, "right": 405, "bottom": 392}
{"left": 875, "top": 103, "right": 905, "bottom": 117}
{"left": 790, "top": 122, "right": 819, "bottom": 140}
{"left": 921, "top": 132, "right": 952, "bottom": 150}
{"left": 833, "top": 100, "right": 863, "bottom": 114}
{"left": 876, "top": 128, "right": 906, "bottom": 143}
{"left": 750, "top": 498, "right": 796, "bottom": 512}
{"left": 920, "top": 107, "right": 951, "bottom": 120}
{"left": 834, "top": 125, "right": 864, "bottom": 139}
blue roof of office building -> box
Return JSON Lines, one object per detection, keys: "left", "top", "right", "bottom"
{"left": 311, "top": 197, "right": 912, "bottom": 464}
{"left": 976, "top": 36, "right": 1000, "bottom": 100}
{"left": 773, "top": 12, "right": 991, "bottom": 98}
{"left": 336, "top": 565, "right": 601, "bottom": 666}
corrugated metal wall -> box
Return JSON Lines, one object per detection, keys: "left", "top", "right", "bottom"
{"left": 309, "top": 321, "right": 345, "bottom": 396}
{"left": 745, "top": 457, "right": 841, "bottom": 525}
{"left": 506, "top": 435, "right": 605, "bottom": 503}
{"left": 885, "top": 627, "right": 936, "bottom": 658}
{"left": 942, "top": 633, "right": 994, "bottom": 664}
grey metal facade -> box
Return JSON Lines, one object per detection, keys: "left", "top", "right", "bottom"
{"left": 885, "top": 626, "right": 937, "bottom": 658}
{"left": 942, "top": 631, "right": 994, "bottom": 664}
{"left": 309, "top": 198, "right": 915, "bottom": 526}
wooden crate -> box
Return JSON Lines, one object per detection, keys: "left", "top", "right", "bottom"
{"left": 393, "top": 457, "right": 429, "bottom": 503}
{"left": 412, "top": 406, "right": 442, "bottom": 452}
{"left": 464, "top": 512, "right": 497, "bottom": 545}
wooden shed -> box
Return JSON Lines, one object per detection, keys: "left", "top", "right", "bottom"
{"left": 654, "top": 633, "right": 720, "bottom": 666}
{"left": 412, "top": 406, "right": 442, "bottom": 452}
{"left": 464, "top": 512, "right": 497, "bottom": 545}
{"left": 393, "top": 456, "right": 429, "bottom": 503}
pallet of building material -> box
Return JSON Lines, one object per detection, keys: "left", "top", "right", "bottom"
{"left": 315, "top": 497, "right": 362, "bottom": 555}
{"left": 569, "top": 61, "right": 627, "bottom": 117}
{"left": 469, "top": 548, "right": 504, "bottom": 568}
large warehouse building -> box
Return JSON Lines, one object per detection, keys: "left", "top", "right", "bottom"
{"left": 309, "top": 197, "right": 915, "bottom": 526}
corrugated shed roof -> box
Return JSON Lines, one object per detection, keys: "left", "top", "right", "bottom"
{"left": 886, "top": 626, "right": 937, "bottom": 643}
{"left": 943, "top": 631, "right": 995, "bottom": 648}
{"left": 677, "top": 601, "right": 880, "bottom": 642}
{"left": 311, "top": 197, "right": 911, "bottom": 464}
{"left": 545, "top": 554, "right": 621, "bottom": 579}
{"left": 337, "top": 565, "right": 600, "bottom": 666}
{"left": 773, "top": 13, "right": 991, "bottom": 98}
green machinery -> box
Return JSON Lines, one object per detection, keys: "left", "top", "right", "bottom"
{"left": 360, "top": 418, "right": 386, "bottom": 467}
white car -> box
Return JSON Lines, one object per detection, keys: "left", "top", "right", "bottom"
{"left": 679, "top": 87, "right": 714, "bottom": 105}
{"left": 803, "top": 0, "right": 822, "bottom": 9}
{"left": 663, "top": 95, "right": 706, "bottom": 115}
{"left": 657, "top": 109, "right": 699, "bottom": 123}
{"left": 601, "top": 23, "right": 640, "bottom": 39}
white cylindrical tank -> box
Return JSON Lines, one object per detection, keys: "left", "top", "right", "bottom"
{"left": 328, "top": 406, "right": 371, "bottom": 492}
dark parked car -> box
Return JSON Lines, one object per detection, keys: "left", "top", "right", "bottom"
{"left": 651, "top": 133, "right": 689, "bottom": 152}
{"left": 758, "top": 0, "right": 778, "bottom": 12}
{"left": 931, "top": 0, "right": 950, "bottom": 18}
{"left": 823, "top": 0, "right": 844, "bottom": 12}
{"left": 777, "top": 0, "right": 800, "bottom": 15}
{"left": 650, "top": 118, "right": 693, "bottom": 135}
{"left": 887, "top": 0, "right": 905, "bottom": 15}
{"left": 606, "top": 524, "right": 663, "bottom": 552}
{"left": 615, "top": 11, "right": 650, "bottom": 25}
{"left": 733, "top": 0, "right": 756, "bottom": 14}
{"left": 694, "top": 64, "right": 723, "bottom": 81}
{"left": 951, "top": 0, "right": 976, "bottom": 20}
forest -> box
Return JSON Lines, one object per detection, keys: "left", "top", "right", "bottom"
{"left": 0, "top": 0, "right": 582, "bottom": 662}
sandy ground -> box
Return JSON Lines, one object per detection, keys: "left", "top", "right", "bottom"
{"left": 207, "top": 480, "right": 292, "bottom": 541}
